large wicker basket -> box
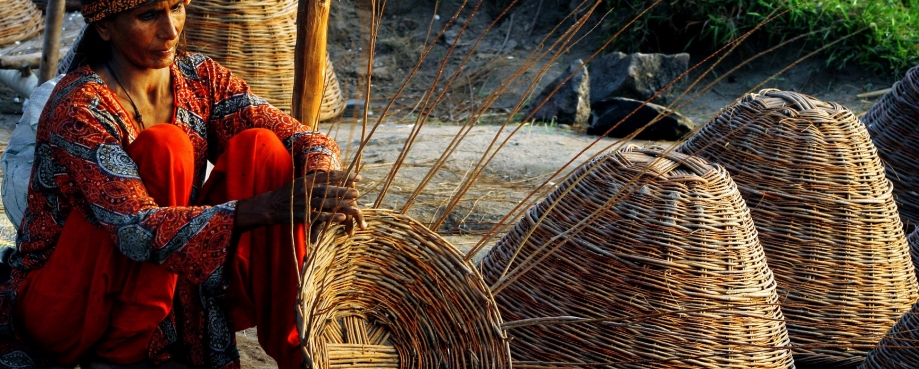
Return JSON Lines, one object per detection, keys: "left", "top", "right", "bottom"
{"left": 0, "top": 0, "right": 43, "bottom": 48}
{"left": 679, "top": 89, "right": 919, "bottom": 367}
{"left": 863, "top": 65, "right": 919, "bottom": 230}
{"left": 298, "top": 209, "right": 511, "bottom": 368}
{"left": 479, "top": 146, "right": 796, "bottom": 368}
{"left": 185, "top": 0, "right": 345, "bottom": 121}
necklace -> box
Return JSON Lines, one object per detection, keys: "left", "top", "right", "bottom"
{"left": 106, "top": 62, "right": 146, "bottom": 130}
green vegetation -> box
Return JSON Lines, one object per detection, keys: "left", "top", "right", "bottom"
{"left": 602, "top": 0, "right": 919, "bottom": 75}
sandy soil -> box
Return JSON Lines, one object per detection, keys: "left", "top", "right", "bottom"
{"left": 0, "top": 1, "right": 900, "bottom": 366}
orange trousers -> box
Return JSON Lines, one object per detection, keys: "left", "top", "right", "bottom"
{"left": 15, "top": 124, "right": 307, "bottom": 368}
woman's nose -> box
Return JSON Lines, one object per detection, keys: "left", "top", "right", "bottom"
{"left": 159, "top": 12, "right": 181, "bottom": 40}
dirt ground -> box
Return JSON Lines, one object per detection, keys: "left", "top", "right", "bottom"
{"left": 0, "top": 0, "right": 900, "bottom": 365}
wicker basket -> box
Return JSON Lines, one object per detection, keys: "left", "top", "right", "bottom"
{"left": 679, "top": 89, "right": 919, "bottom": 367}
{"left": 0, "top": 0, "right": 43, "bottom": 48}
{"left": 298, "top": 209, "right": 511, "bottom": 368}
{"left": 860, "top": 294, "right": 919, "bottom": 368}
{"left": 863, "top": 65, "right": 919, "bottom": 230}
{"left": 479, "top": 146, "right": 795, "bottom": 368}
{"left": 185, "top": 0, "right": 345, "bottom": 121}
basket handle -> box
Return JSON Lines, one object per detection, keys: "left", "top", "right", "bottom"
{"left": 631, "top": 148, "right": 712, "bottom": 177}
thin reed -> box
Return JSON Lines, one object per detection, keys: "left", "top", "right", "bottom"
{"left": 863, "top": 65, "right": 919, "bottom": 230}
{"left": 479, "top": 146, "right": 795, "bottom": 368}
{"left": 184, "top": 0, "right": 344, "bottom": 119}
{"left": 679, "top": 89, "right": 919, "bottom": 367}
{"left": 0, "top": 0, "right": 43, "bottom": 48}
{"left": 297, "top": 209, "right": 511, "bottom": 369}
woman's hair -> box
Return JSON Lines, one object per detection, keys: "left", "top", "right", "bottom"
{"left": 69, "top": 0, "right": 188, "bottom": 73}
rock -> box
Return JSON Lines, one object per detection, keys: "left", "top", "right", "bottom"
{"left": 586, "top": 97, "right": 693, "bottom": 140}
{"left": 589, "top": 52, "right": 690, "bottom": 105}
{"left": 524, "top": 59, "right": 590, "bottom": 128}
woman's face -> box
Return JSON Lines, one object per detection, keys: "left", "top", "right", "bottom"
{"left": 96, "top": 0, "right": 186, "bottom": 70}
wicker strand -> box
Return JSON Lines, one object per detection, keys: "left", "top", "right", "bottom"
{"left": 679, "top": 89, "right": 919, "bottom": 367}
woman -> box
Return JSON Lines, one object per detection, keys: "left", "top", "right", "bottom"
{"left": 0, "top": 0, "right": 364, "bottom": 367}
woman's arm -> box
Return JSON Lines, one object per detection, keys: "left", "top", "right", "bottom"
{"left": 234, "top": 170, "right": 365, "bottom": 241}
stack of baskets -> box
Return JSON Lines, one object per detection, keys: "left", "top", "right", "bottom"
{"left": 0, "top": 0, "right": 43, "bottom": 48}
{"left": 863, "top": 65, "right": 919, "bottom": 230}
{"left": 480, "top": 147, "right": 795, "bottom": 368}
{"left": 185, "top": 0, "right": 345, "bottom": 120}
{"left": 861, "top": 228, "right": 919, "bottom": 369}
{"left": 679, "top": 89, "right": 919, "bottom": 367}
{"left": 298, "top": 209, "right": 510, "bottom": 368}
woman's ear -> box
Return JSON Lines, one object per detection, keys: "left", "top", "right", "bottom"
{"left": 94, "top": 20, "right": 113, "bottom": 42}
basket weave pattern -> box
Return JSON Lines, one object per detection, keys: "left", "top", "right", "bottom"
{"left": 863, "top": 65, "right": 919, "bottom": 229}
{"left": 299, "top": 209, "right": 511, "bottom": 368}
{"left": 480, "top": 147, "right": 795, "bottom": 368}
{"left": 185, "top": 0, "right": 345, "bottom": 120}
{"left": 0, "top": 0, "right": 43, "bottom": 48}
{"left": 679, "top": 89, "right": 919, "bottom": 367}
{"left": 860, "top": 244, "right": 919, "bottom": 369}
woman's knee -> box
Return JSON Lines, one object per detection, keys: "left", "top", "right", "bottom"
{"left": 227, "top": 128, "right": 291, "bottom": 172}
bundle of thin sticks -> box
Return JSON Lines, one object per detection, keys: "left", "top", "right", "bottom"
{"left": 679, "top": 89, "right": 919, "bottom": 367}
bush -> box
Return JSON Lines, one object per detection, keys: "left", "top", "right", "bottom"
{"left": 602, "top": 0, "right": 919, "bottom": 76}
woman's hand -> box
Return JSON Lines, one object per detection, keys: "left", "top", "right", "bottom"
{"left": 235, "top": 170, "right": 366, "bottom": 241}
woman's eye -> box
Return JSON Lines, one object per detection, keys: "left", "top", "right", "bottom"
{"left": 139, "top": 11, "right": 156, "bottom": 20}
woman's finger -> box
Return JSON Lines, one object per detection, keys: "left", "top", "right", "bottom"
{"left": 308, "top": 212, "right": 347, "bottom": 243}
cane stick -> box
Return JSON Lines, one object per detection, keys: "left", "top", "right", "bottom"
{"left": 292, "top": 0, "right": 331, "bottom": 130}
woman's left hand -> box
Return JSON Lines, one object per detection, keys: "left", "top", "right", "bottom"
{"left": 303, "top": 170, "right": 367, "bottom": 242}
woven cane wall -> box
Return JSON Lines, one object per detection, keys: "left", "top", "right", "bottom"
{"left": 679, "top": 89, "right": 919, "bottom": 367}
{"left": 184, "top": 0, "right": 345, "bottom": 121}
{"left": 863, "top": 65, "right": 919, "bottom": 230}
{"left": 0, "top": 0, "right": 43, "bottom": 48}
{"left": 480, "top": 147, "right": 795, "bottom": 368}
{"left": 299, "top": 209, "right": 511, "bottom": 369}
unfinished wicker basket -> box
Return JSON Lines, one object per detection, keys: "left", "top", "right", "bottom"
{"left": 298, "top": 209, "right": 511, "bottom": 368}
{"left": 480, "top": 146, "right": 795, "bottom": 368}
{"left": 679, "top": 89, "right": 919, "bottom": 367}
{"left": 0, "top": 0, "right": 43, "bottom": 48}
{"left": 185, "top": 0, "right": 345, "bottom": 120}
{"left": 863, "top": 65, "right": 919, "bottom": 230}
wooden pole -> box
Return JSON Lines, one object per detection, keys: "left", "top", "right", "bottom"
{"left": 38, "top": 0, "right": 67, "bottom": 84}
{"left": 292, "top": 0, "right": 331, "bottom": 130}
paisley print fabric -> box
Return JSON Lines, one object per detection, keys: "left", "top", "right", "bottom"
{"left": 81, "top": 0, "right": 194, "bottom": 24}
{"left": 0, "top": 53, "right": 340, "bottom": 367}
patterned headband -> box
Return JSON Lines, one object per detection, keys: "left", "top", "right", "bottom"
{"left": 81, "top": 0, "right": 191, "bottom": 24}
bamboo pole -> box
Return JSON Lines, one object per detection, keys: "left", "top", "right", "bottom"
{"left": 292, "top": 0, "right": 331, "bottom": 130}
{"left": 38, "top": 0, "right": 66, "bottom": 84}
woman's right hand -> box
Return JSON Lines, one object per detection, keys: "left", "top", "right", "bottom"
{"left": 234, "top": 170, "right": 366, "bottom": 240}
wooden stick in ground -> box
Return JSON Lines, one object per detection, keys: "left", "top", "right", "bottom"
{"left": 39, "top": 0, "right": 66, "bottom": 84}
{"left": 292, "top": 0, "right": 331, "bottom": 130}
{"left": 1, "top": 48, "right": 70, "bottom": 70}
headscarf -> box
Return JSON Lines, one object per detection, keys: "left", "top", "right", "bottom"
{"left": 81, "top": 0, "right": 192, "bottom": 23}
